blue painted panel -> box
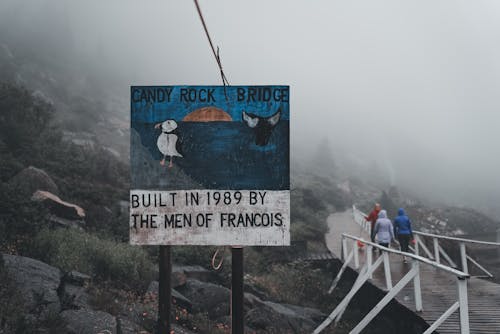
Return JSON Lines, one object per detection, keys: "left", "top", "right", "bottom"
{"left": 130, "top": 86, "right": 290, "bottom": 190}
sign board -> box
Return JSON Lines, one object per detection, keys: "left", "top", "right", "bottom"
{"left": 130, "top": 86, "right": 290, "bottom": 246}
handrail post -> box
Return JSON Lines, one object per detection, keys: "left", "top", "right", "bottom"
{"left": 341, "top": 235, "right": 346, "bottom": 261}
{"left": 353, "top": 240, "right": 359, "bottom": 269}
{"left": 412, "top": 260, "right": 423, "bottom": 312}
{"left": 457, "top": 277, "right": 470, "bottom": 334}
{"left": 383, "top": 251, "right": 392, "bottom": 290}
{"left": 414, "top": 235, "right": 420, "bottom": 256}
{"left": 367, "top": 245, "right": 373, "bottom": 279}
{"left": 460, "top": 243, "right": 468, "bottom": 275}
{"left": 433, "top": 238, "right": 440, "bottom": 264}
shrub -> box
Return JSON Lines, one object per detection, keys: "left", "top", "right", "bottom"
{"left": 30, "top": 228, "right": 155, "bottom": 290}
{"left": 0, "top": 182, "right": 50, "bottom": 251}
{"left": 0, "top": 83, "right": 54, "bottom": 156}
{"left": 172, "top": 246, "right": 219, "bottom": 268}
{"left": 251, "top": 261, "right": 333, "bottom": 308}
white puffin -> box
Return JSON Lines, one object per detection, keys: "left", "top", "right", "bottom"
{"left": 154, "top": 119, "right": 183, "bottom": 168}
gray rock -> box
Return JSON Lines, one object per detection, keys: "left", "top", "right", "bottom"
{"left": 48, "top": 215, "right": 85, "bottom": 229}
{"left": 61, "top": 309, "right": 116, "bottom": 334}
{"left": 245, "top": 301, "right": 321, "bottom": 333}
{"left": 7, "top": 166, "right": 59, "bottom": 196}
{"left": 172, "top": 324, "right": 197, "bottom": 334}
{"left": 173, "top": 264, "right": 216, "bottom": 284}
{"left": 282, "top": 303, "right": 326, "bottom": 322}
{"left": 119, "top": 302, "right": 156, "bottom": 332}
{"left": 64, "top": 270, "right": 91, "bottom": 286}
{"left": 118, "top": 317, "right": 150, "bottom": 334}
{"left": 2, "top": 254, "right": 61, "bottom": 316}
{"left": 177, "top": 279, "right": 230, "bottom": 319}
{"left": 244, "top": 292, "right": 263, "bottom": 309}
{"left": 61, "top": 283, "right": 90, "bottom": 310}
{"left": 146, "top": 281, "right": 192, "bottom": 311}
{"left": 246, "top": 306, "right": 296, "bottom": 332}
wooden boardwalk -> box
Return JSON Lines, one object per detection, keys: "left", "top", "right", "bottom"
{"left": 325, "top": 210, "right": 500, "bottom": 333}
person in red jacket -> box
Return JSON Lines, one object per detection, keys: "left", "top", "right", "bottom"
{"left": 365, "top": 203, "right": 381, "bottom": 242}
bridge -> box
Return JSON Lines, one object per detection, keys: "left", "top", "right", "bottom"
{"left": 314, "top": 206, "right": 500, "bottom": 334}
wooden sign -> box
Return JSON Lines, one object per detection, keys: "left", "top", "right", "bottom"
{"left": 130, "top": 86, "right": 290, "bottom": 246}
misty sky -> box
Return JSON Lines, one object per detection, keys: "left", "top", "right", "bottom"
{"left": 1, "top": 0, "right": 500, "bottom": 214}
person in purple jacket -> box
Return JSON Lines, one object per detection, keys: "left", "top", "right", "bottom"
{"left": 374, "top": 210, "right": 395, "bottom": 253}
{"left": 394, "top": 208, "right": 413, "bottom": 263}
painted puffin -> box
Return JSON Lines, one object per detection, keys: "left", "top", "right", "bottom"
{"left": 154, "top": 119, "right": 183, "bottom": 168}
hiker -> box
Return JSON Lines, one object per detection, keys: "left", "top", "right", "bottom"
{"left": 365, "top": 203, "right": 381, "bottom": 242}
{"left": 394, "top": 208, "right": 413, "bottom": 263}
{"left": 373, "top": 210, "right": 394, "bottom": 251}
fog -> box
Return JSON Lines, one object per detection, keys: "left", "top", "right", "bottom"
{"left": 1, "top": 0, "right": 500, "bottom": 216}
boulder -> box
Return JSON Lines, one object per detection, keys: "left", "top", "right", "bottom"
{"left": 118, "top": 317, "right": 150, "bottom": 334}
{"left": 176, "top": 279, "right": 230, "bottom": 319}
{"left": 32, "top": 190, "right": 85, "bottom": 220}
{"left": 172, "top": 324, "right": 197, "bottom": 334}
{"left": 173, "top": 264, "right": 216, "bottom": 284}
{"left": 246, "top": 306, "right": 297, "bottom": 332}
{"left": 244, "top": 282, "right": 269, "bottom": 300}
{"left": 2, "top": 254, "right": 61, "bottom": 317}
{"left": 245, "top": 301, "right": 323, "bottom": 333}
{"left": 60, "top": 283, "right": 90, "bottom": 310}
{"left": 244, "top": 292, "right": 263, "bottom": 309}
{"left": 282, "top": 303, "right": 326, "bottom": 323}
{"left": 64, "top": 270, "right": 91, "bottom": 286}
{"left": 7, "top": 166, "right": 59, "bottom": 196}
{"left": 146, "top": 281, "right": 192, "bottom": 311}
{"left": 61, "top": 309, "right": 116, "bottom": 334}
{"left": 48, "top": 215, "right": 85, "bottom": 229}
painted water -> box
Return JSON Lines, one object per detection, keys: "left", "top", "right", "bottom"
{"left": 131, "top": 121, "right": 289, "bottom": 190}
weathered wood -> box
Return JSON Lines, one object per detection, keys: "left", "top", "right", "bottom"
{"left": 231, "top": 247, "right": 244, "bottom": 334}
{"left": 325, "top": 210, "right": 500, "bottom": 334}
{"left": 158, "top": 246, "right": 172, "bottom": 334}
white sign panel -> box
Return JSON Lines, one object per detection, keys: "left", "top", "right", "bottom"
{"left": 130, "top": 86, "right": 290, "bottom": 245}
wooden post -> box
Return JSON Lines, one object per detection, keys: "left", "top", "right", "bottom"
{"left": 231, "top": 247, "right": 244, "bottom": 334}
{"left": 460, "top": 243, "right": 468, "bottom": 275}
{"left": 353, "top": 241, "right": 359, "bottom": 269}
{"left": 158, "top": 245, "right": 172, "bottom": 334}
{"left": 412, "top": 260, "right": 423, "bottom": 312}
{"left": 457, "top": 277, "right": 470, "bottom": 334}
{"left": 383, "top": 251, "right": 392, "bottom": 290}
{"left": 367, "top": 245, "right": 373, "bottom": 279}
{"left": 433, "top": 238, "right": 440, "bottom": 264}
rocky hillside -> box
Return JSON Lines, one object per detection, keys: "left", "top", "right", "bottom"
{"left": 349, "top": 180, "right": 500, "bottom": 236}
{"left": 0, "top": 253, "right": 332, "bottom": 334}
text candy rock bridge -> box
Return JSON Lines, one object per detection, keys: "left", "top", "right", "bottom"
{"left": 318, "top": 207, "right": 500, "bottom": 334}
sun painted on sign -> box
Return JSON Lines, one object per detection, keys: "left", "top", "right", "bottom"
{"left": 130, "top": 86, "right": 290, "bottom": 246}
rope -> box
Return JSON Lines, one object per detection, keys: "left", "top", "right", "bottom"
{"left": 211, "top": 247, "right": 225, "bottom": 270}
{"left": 193, "top": 0, "right": 232, "bottom": 268}
{"left": 193, "top": 0, "right": 232, "bottom": 267}
{"left": 193, "top": 0, "right": 230, "bottom": 90}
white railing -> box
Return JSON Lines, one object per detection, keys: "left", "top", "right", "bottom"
{"left": 314, "top": 206, "right": 473, "bottom": 334}
{"left": 412, "top": 230, "right": 500, "bottom": 278}
{"left": 316, "top": 233, "right": 470, "bottom": 334}
{"left": 353, "top": 205, "right": 500, "bottom": 278}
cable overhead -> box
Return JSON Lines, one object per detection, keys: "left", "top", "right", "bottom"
{"left": 193, "top": 0, "right": 230, "bottom": 88}
{"left": 193, "top": 0, "right": 231, "bottom": 268}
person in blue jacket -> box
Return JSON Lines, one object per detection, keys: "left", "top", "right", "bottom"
{"left": 394, "top": 208, "right": 413, "bottom": 263}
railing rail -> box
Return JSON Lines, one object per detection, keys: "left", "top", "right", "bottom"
{"left": 352, "top": 205, "right": 500, "bottom": 277}
{"left": 315, "top": 206, "right": 474, "bottom": 334}
{"left": 341, "top": 233, "right": 469, "bottom": 278}
{"left": 413, "top": 230, "right": 500, "bottom": 247}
